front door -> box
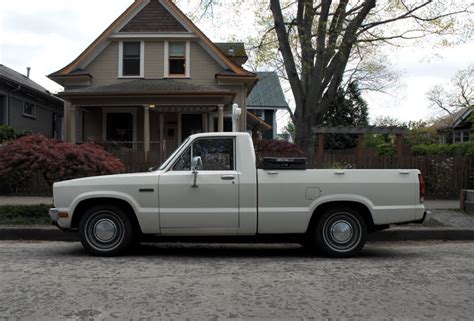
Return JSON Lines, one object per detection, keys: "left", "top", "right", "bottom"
{"left": 159, "top": 137, "right": 239, "bottom": 234}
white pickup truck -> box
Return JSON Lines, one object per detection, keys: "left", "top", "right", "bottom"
{"left": 50, "top": 132, "right": 426, "bottom": 257}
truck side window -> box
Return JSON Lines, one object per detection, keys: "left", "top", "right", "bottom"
{"left": 192, "top": 138, "right": 234, "bottom": 171}
{"left": 172, "top": 147, "right": 191, "bottom": 171}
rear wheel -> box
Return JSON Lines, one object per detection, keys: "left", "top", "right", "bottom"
{"left": 313, "top": 207, "right": 367, "bottom": 258}
{"left": 79, "top": 205, "right": 134, "bottom": 256}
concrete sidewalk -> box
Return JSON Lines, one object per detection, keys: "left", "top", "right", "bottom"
{"left": 0, "top": 196, "right": 52, "bottom": 206}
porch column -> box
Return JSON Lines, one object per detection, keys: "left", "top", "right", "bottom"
{"left": 208, "top": 113, "right": 214, "bottom": 132}
{"left": 69, "top": 105, "right": 77, "bottom": 144}
{"left": 217, "top": 104, "right": 224, "bottom": 132}
{"left": 177, "top": 113, "right": 182, "bottom": 144}
{"left": 202, "top": 113, "right": 208, "bottom": 132}
{"left": 159, "top": 113, "right": 165, "bottom": 163}
{"left": 63, "top": 101, "right": 70, "bottom": 142}
{"left": 143, "top": 106, "right": 150, "bottom": 160}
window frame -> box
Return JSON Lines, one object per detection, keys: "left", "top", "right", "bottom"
{"left": 118, "top": 41, "right": 144, "bottom": 78}
{"left": 23, "top": 101, "right": 36, "bottom": 118}
{"left": 171, "top": 137, "right": 236, "bottom": 171}
{"left": 164, "top": 41, "right": 190, "bottom": 78}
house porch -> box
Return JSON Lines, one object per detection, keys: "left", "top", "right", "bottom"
{"left": 59, "top": 79, "right": 241, "bottom": 163}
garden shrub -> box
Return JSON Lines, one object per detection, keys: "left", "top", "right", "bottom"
{"left": 0, "top": 134, "right": 125, "bottom": 191}
{"left": 0, "top": 125, "right": 32, "bottom": 144}
{"left": 411, "top": 141, "right": 474, "bottom": 157}
{"left": 376, "top": 143, "right": 397, "bottom": 156}
{"left": 253, "top": 139, "right": 306, "bottom": 163}
{"left": 0, "top": 125, "right": 16, "bottom": 143}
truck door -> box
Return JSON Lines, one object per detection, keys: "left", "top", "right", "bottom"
{"left": 159, "top": 137, "right": 239, "bottom": 233}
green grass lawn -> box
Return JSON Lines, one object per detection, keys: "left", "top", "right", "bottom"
{"left": 0, "top": 204, "right": 52, "bottom": 225}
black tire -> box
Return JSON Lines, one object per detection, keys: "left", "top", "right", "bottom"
{"left": 313, "top": 206, "right": 367, "bottom": 258}
{"left": 79, "top": 205, "right": 134, "bottom": 256}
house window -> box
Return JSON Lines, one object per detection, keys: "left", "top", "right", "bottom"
{"left": 120, "top": 41, "right": 143, "bottom": 77}
{"left": 165, "top": 41, "right": 190, "bottom": 77}
{"left": 23, "top": 102, "right": 35, "bottom": 118}
{"left": 454, "top": 129, "right": 470, "bottom": 143}
{"left": 106, "top": 113, "right": 134, "bottom": 142}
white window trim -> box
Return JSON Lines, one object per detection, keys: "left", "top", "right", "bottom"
{"left": 102, "top": 107, "right": 138, "bottom": 150}
{"left": 23, "top": 101, "right": 36, "bottom": 118}
{"left": 118, "top": 41, "right": 145, "bottom": 78}
{"left": 164, "top": 40, "right": 191, "bottom": 78}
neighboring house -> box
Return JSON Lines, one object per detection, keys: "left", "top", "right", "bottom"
{"left": 246, "top": 72, "right": 288, "bottom": 139}
{"left": 0, "top": 64, "right": 63, "bottom": 138}
{"left": 48, "top": 0, "right": 257, "bottom": 159}
{"left": 434, "top": 107, "right": 472, "bottom": 144}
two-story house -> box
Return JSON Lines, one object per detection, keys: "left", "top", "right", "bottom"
{"left": 48, "top": 0, "right": 257, "bottom": 160}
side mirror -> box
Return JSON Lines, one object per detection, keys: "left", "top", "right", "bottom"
{"left": 191, "top": 156, "right": 202, "bottom": 188}
{"left": 191, "top": 156, "right": 203, "bottom": 170}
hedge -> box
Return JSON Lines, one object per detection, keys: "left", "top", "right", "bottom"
{"left": 0, "top": 204, "right": 52, "bottom": 225}
{"left": 411, "top": 141, "right": 474, "bottom": 157}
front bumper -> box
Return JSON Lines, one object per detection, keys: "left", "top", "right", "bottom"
{"left": 49, "top": 208, "right": 59, "bottom": 224}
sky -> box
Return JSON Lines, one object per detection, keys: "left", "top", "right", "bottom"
{"left": 1, "top": 0, "right": 473, "bottom": 132}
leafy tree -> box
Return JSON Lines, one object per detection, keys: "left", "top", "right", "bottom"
{"left": 180, "top": 0, "right": 471, "bottom": 163}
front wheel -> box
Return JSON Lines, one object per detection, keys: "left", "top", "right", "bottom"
{"left": 79, "top": 205, "right": 134, "bottom": 256}
{"left": 313, "top": 207, "right": 367, "bottom": 258}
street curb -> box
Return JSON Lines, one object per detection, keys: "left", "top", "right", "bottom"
{"left": 0, "top": 226, "right": 78, "bottom": 242}
{"left": 0, "top": 226, "right": 473, "bottom": 242}
{"left": 368, "top": 227, "right": 474, "bottom": 242}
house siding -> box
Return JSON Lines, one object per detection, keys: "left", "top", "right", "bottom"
{"left": 85, "top": 42, "right": 122, "bottom": 87}
{"left": 8, "top": 94, "right": 61, "bottom": 137}
{"left": 0, "top": 95, "right": 4, "bottom": 125}
{"left": 186, "top": 41, "right": 222, "bottom": 86}
{"left": 145, "top": 41, "right": 165, "bottom": 79}
{"left": 84, "top": 40, "right": 224, "bottom": 87}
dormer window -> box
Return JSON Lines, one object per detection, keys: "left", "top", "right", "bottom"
{"left": 118, "top": 41, "right": 144, "bottom": 78}
{"left": 164, "top": 41, "right": 190, "bottom": 78}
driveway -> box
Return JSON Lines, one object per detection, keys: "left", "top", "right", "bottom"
{"left": 0, "top": 241, "right": 473, "bottom": 319}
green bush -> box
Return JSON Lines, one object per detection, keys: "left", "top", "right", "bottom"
{"left": 0, "top": 204, "right": 52, "bottom": 225}
{"left": 376, "top": 143, "right": 397, "bottom": 156}
{"left": 0, "top": 125, "right": 16, "bottom": 143}
{"left": 0, "top": 125, "right": 32, "bottom": 144}
{"left": 412, "top": 141, "right": 474, "bottom": 156}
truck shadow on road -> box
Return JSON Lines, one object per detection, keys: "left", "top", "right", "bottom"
{"left": 62, "top": 242, "right": 418, "bottom": 260}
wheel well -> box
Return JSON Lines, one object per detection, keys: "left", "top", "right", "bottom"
{"left": 71, "top": 198, "right": 142, "bottom": 233}
{"left": 306, "top": 201, "right": 376, "bottom": 234}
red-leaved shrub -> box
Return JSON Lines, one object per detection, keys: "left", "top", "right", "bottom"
{"left": 253, "top": 139, "right": 306, "bottom": 163}
{"left": 0, "top": 134, "right": 125, "bottom": 189}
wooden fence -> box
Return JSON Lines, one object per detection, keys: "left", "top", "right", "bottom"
{"left": 316, "top": 148, "right": 473, "bottom": 199}
{"left": 1, "top": 149, "right": 472, "bottom": 199}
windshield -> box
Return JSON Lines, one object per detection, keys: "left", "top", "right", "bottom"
{"left": 158, "top": 137, "right": 191, "bottom": 170}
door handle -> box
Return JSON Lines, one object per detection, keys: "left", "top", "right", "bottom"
{"left": 221, "top": 174, "right": 235, "bottom": 180}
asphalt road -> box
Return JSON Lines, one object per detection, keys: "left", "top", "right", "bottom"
{"left": 0, "top": 241, "right": 473, "bottom": 320}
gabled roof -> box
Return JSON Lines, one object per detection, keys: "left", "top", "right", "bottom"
{"left": 247, "top": 72, "right": 288, "bottom": 108}
{"left": 433, "top": 107, "right": 472, "bottom": 130}
{"left": 49, "top": 0, "right": 255, "bottom": 83}
{"left": 120, "top": 0, "right": 186, "bottom": 32}
{"left": 0, "top": 64, "right": 62, "bottom": 104}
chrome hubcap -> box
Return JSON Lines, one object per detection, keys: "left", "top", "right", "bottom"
{"left": 93, "top": 219, "right": 117, "bottom": 242}
{"left": 330, "top": 220, "right": 353, "bottom": 243}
